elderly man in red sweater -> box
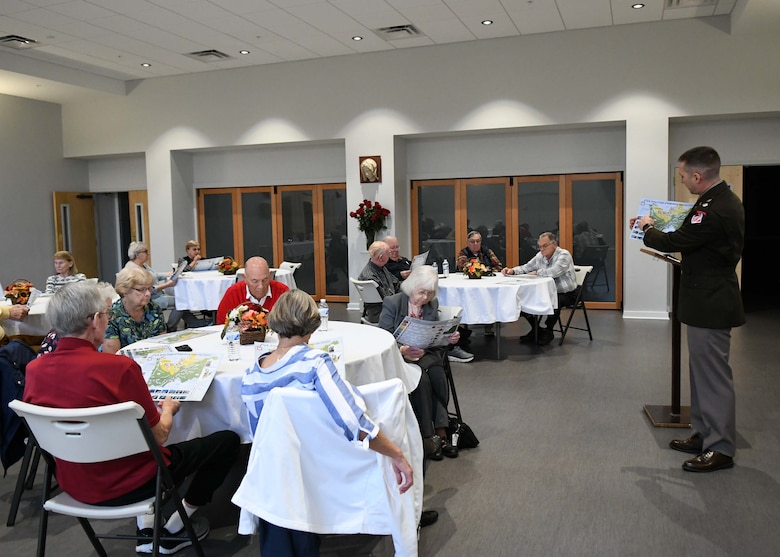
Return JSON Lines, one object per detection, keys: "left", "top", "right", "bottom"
{"left": 216, "top": 256, "right": 289, "bottom": 325}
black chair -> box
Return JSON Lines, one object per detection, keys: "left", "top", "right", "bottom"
{"left": 556, "top": 266, "right": 594, "bottom": 346}
{"left": 579, "top": 245, "right": 610, "bottom": 291}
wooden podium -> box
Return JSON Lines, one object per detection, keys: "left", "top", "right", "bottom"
{"left": 640, "top": 248, "right": 691, "bottom": 428}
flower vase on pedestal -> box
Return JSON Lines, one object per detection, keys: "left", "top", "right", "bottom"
{"left": 365, "top": 231, "right": 375, "bottom": 250}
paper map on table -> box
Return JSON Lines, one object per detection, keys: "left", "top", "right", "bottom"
{"left": 135, "top": 352, "right": 222, "bottom": 401}
{"left": 150, "top": 329, "right": 214, "bottom": 344}
{"left": 120, "top": 344, "right": 175, "bottom": 359}
{"left": 254, "top": 335, "right": 346, "bottom": 377}
{"left": 631, "top": 198, "right": 694, "bottom": 240}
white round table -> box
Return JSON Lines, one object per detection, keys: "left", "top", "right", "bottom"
{"left": 437, "top": 273, "right": 558, "bottom": 358}
{"left": 172, "top": 271, "right": 237, "bottom": 311}
{"left": 122, "top": 322, "right": 419, "bottom": 443}
{"left": 0, "top": 295, "right": 52, "bottom": 337}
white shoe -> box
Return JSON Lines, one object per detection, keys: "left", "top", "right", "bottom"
{"left": 448, "top": 346, "right": 474, "bottom": 363}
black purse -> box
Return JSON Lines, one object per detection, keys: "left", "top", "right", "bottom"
{"left": 448, "top": 415, "right": 479, "bottom": 449}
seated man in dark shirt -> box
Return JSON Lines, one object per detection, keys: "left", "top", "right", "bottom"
{"left": 357, "top": 241, "right": 400, "bottom": 323}
{"left": 383, "top": 235, "right": 412, "bottom": 281}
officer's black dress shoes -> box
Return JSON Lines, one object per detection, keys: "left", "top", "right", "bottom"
{"left": 682, "top": 450, "right": 734, "bottom": 473}
{"left": 669, "top": 433, "right": 703, "bottom": 454}
{"left": 419, "top": 510, "right": 439, "bottom": 528}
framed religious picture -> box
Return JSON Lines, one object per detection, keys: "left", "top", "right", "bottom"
{"left": 359, "top": 156, "right": 381, "bottom": 183}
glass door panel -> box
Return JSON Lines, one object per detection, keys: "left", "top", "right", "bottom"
{"left": 465, "top": 178, "right": 509, "bottom": 267}
{"left": 240, "top": 190, "right": 274, "bottom": 264}
{"left": 322, "top": 188, "right": 349, "bottom": 296}
{"left": 201, "top": 191, "right": 235, "bottom": 259}
{"left": 281, "top": 189, "right": 315, "bottom": 294}
{"left": 514, "top": 178, "right": 560, "bottom": 266}
{"left": 417, "top": 183, "right": 456, "bottom": 268}
{"left": 570, "top": 175, "right": 620, "bottom": 304}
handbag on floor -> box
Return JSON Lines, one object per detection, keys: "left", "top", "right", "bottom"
{"left": 448, "top": 415, "right": 479, "bottom": 449}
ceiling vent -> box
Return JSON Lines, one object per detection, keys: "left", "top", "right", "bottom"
{"left": 373, "top": 24, "right": 423, "bottom": 41}
{"left": 665, "top": 0, "right": 716, "bottom": 8}
{"left": 184, "top": 49, "right": 232, "bottom": 62}
{"left": 0, "top": 35, "right": 39, "bottom": 50}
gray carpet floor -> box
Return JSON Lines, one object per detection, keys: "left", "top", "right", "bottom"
{"left": 2, "top": 304, "right": 779, "bottom": 556}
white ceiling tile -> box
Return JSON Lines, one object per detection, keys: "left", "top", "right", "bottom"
{"left": 0, "top": 1, "right": 35, "bottom": 16}
{"left": 46, "top": 1, "right": 117, "bottom": 20}
{"left": 612, "top": 0, "right": 665, "bottom": 26}
{"left": 663, "top": 5, "right": 716, "bottom": 19}
{"left": 209, "top": 0, "right": 279, "bottom": 15}
{"left": 503, "top": 0, "right": 565, "bottom": 35}
{"left": 414, "top": 17, "right": 472, "bottom": 43}
{"left": 556, "top": 0, "right": 613, "bottom": 30}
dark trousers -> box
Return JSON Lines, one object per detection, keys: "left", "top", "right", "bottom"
{"left": 259, "top": 519, "right": 321, "bottom": 557}
{"left": 409, "top": 351, "right": 449, "bottom": 438}
{"left": 97, "top": 430, "right": 240, "bottom": 507}
{"left": 523, "top": 290, "right": 579, "bottom": 330}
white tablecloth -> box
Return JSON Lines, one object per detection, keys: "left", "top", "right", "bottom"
{"left": 236, "top": 268, "right": 297, "bottom": 290}
{"left": 172, "top": 271, "right": 237, "bottom": 311}
{"left": 437, "top": 273, "right": 557, "bottom": 325}
{"left": 123, "top": 322, "right": 420, "bottom": 444}
{"left": 0, "top": 295, "right": 51, "bottom": 337}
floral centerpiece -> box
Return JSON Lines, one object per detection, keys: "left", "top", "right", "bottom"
{"left": 221, "top": 303, "right": 268, "bottom": 344}
{"left": 4, "top": 280, "right": 34, "bottom": 305}
{"left": 217, "top": 256, "right": 239, "bottom": 275}
{"left": 350, "top": 199, "right": 390, "bottom": 249}
{"left": 464, "top": 259, "right": 488, "bottom": 279}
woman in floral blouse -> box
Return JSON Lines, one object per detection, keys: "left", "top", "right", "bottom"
{"left": 102, "top": 267, "right": 166, "bottom": 354}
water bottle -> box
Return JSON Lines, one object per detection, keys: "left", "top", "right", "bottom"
{"left": 226, "top": 323, "right": 240, "bottom": 361}
{"left": 432, "top": 261, "right": 439, "bottom": 275}
{"left": 442, "top": 259, "right": 449, "bottom": 277}
{"left": 318, "top": 299, "right": 329, "bottom": 331}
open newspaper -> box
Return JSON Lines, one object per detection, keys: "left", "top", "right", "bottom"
{"left": 393, "top": 314, "right": 461, "bottom": 349}
{"left": 410, "top": 251, "right": 429, "bottom": 270}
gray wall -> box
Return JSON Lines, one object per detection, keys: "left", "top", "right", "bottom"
{"left": 0, "top": 94, "right": 87, "bottom": 289}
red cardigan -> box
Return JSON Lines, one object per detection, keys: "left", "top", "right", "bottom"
{"left": 215, "top": 280, "right": 289, "bottom": 324}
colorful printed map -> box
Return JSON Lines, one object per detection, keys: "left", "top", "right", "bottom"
{"left": 631, "top": 198, "right": 694, "bottom": 240}
{"left": 136, "top": 352, "right": 222, "bottom": 401}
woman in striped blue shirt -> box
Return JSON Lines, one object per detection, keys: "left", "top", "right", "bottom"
{"left": 241, "top": 289, "right": 413, "bottom": 556}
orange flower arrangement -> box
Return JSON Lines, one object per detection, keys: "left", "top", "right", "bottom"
{"left": 221, "top": 303, "right": 268, "bottom": 338}
{"left": 4, "top": 280, "right": 34, "bottom": 305}
{"left": 217, "top": 257, "right": 239, "bottom": 275}
{"left": 464, "top": 259, "right": 488, "bottom": 279}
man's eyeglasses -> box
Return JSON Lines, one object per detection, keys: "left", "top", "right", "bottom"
{"left": 537, "top": 243, "right": 553, "bottom": 250}
{"left": 87, "top": 310, "right": 111, "bottom": 320}
{"left": 132, "top": 286, "right": 154, "bottom": 294}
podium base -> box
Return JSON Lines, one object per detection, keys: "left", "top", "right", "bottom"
{"left": 643, "top": 404, "right": 691, "bottom": 428}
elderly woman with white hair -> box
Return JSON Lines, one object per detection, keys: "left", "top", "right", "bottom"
{"left": 378, "top": 265, "right": 461, "bottom": 460}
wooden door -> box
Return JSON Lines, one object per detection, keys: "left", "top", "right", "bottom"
{"left": 53, "top": 192, "right": 98, "bottom": 278}
{"left": 128, "top": 190, "right": 150, "bottom": 264}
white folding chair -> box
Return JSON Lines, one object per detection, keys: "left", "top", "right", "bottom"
{"left": 556, "top": 265, "right": 594, "bottom": 346}
{"left": 232, "top": 378, "right": 422, "bottom": 556}
{"left": 278, "top": 261, "right": 302, "bottom": 274}
{"left": 8, "top": 400, "right": 205, "bottom": 557}
{"left": 349, "top": 278, "right": 383, "bottom": 325}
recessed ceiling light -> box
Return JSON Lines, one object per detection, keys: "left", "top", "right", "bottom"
{"left": 239, "top": 50, "right": 250, "bottom": 55}
{"left": 352, "top": 36, "right": 363, "bottom": 41}
{"left": 141, "top": 63, "right": 151, "bottom": 67}
{"left": 481, "top": 20, "right": 493, "bottom": 25}
{"left": 631, "top": 3, "right": 645, "bottom": 8}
